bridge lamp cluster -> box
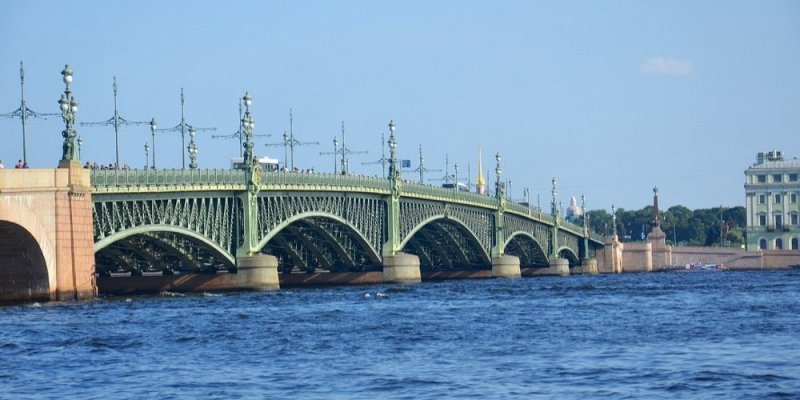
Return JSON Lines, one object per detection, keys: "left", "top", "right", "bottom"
{"left": 149, "top": 118, "right": 157, "bottom": 169}
{"left": 58, "top": 64, "right": 80, "bottom": 162}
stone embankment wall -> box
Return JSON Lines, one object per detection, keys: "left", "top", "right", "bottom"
{"left": 596, "top": 228, "right": 800, "bottom": 273}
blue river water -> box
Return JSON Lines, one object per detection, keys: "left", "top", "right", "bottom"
{"left": 2, "top": 270, "right": 799, "bottom": 399}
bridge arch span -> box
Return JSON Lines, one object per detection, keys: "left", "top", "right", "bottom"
{"left": 0, "top": 221, "right": 50, "bottom": 302}
{"left": 95, "top": 224, "right": 235, "bottom": 266}
{"left": 557, "top": 247, "right": 580, "bottom": 267}
{"left": 0, "top": 197, "right": 57, "bottom": 301}
{"left": 401, "top": 215, "right": 491, "bottom": 270}
{"left": 259, "top": 211, "right": 382, "bottom": 273}
{"left": 503, "top": 231, "right": 549, "bottom": 267}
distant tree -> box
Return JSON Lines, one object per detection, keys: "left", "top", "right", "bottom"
{"left": 583, "top": 204, "right": 746, "bottom": 248}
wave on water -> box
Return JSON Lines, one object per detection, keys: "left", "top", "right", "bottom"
{"left": 160, "top": 291, "right": 185, "bottom": 297}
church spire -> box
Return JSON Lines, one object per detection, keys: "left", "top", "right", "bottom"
{"left": 476, "top": 148, "right": 486, "bottom": 194}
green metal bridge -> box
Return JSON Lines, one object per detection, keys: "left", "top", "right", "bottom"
{"left": 90, "top": 168, "right": 604, "bottom": 278}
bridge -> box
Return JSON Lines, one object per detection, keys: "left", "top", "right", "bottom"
{"left": 1, "top": 163, "right": 603, "bottom": 302}
{"left": 0, "top": 71, "right": 603, "bottom": 302}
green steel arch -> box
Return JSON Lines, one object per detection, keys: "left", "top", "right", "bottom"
{"left": 503, "top": 231, "right": 550, "bottom": 266}
{"left": 256, "top": 211, "right": 382, "bottom": 263}
{"left": 557, "top": 246, "right": 580, "bottom": 266}
{"left": 94, "top": 224, "right": 235, "bottom": 265}
{"left": 400, "top": 215, "right": 491, "bottom": 264}
{"left": 503, "top": 231, "right": 546, "bottom": 255}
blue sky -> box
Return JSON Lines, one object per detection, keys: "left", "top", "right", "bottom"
{"left": 2, "top": 1, "right": 798, "bottom": 210}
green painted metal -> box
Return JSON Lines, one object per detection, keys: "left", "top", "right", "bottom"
{"left": 94, "top": 224, "right": 235, "bottom": 265}
{"left": 89, "top": 162, "right": 604, "bottom": 272}
{"left": 399, "top": 214, "right": 486, "bottom": 259}
{"left": 256, "top": 211, "right": 381, "bottom": 262}
{"left": 59, "top": 65, "right": 80, "bottom": 162}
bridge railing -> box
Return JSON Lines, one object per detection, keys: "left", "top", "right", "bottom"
{"left": 91, "top": 169, "right": 247, "bottom": 189}
{"left": 91, "top": 169, "right": 393, "bottom": 192}
{"left": 401, "top": 182, "right": 500, "bottom": 208}
{"left": 260, "top": 172, "right": 392, "bottom": 192}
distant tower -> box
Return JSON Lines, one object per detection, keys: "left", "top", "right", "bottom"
{"left": 476, "top": 148, "right": 486, "bottom": 195}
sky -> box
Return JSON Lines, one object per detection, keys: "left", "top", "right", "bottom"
{"left": 1, "top": 1, "right": 798, "bottom": 210}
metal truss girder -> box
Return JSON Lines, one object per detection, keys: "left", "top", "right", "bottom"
{"left": 284, "top": 224, "right": 334, "bottom": 269}
{"left": 400, "top": 199, "right": 493, "bottom": 256}
{"left": 256, "top": 193, "right": 385, "bottom": 258}
{"left": 504, "top": 233, "right": 549, "bottom": 267}
{"left": 296, "top": 220, "right": 356, "bottom": 269}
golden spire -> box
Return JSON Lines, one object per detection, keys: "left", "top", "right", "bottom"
{"left": 475, "top": 148, "right": 486, "bottom": 194}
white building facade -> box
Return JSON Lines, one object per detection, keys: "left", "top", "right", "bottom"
{"left": 744, "top": 150, "right": 800, "bottom": 250}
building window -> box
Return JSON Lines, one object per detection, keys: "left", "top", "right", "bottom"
{"left": 776, "top": 238, "right": 783, "bottom": 250}
{"left": 759, "top": 194, "right": 766, "bottom": 204}
{"left": 790, "top": 173, "right": 798, "bottom": 182}
{"left": 793, "top": 238, "right": 799, "bottom": 250}
{"left": 760, "top": 239, "right": 767, "bottom": 249}
{"left": 792, "top": 193, "right": 798, "bottom": 204}
{"left": 773, "top": 174, "right": 783, "bottom": 183}
{"left": 759, "top": 214, "right": 767, "bottom": 226}
{"left": 792, "top": 213, "right": 799, "bottom": 226}
{"left": 757, "top": 175, "right": 766, "bottom": 183}
{"left": 775, "top": 215, "right": 783, "bottom": 227}
{"left": 775, "top": 194, "right": 782, "bottom": 204}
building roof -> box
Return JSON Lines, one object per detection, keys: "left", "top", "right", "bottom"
{"left": 748, "top": 158, "right": 800, "bottom": 170}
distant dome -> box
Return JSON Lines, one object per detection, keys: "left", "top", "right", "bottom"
{"left": 565, "top": 196, "right": 582, "bottom": 219}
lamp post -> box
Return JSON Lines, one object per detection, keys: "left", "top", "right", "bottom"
{"left": 77, "top": 136, "right": 83, "bottom": 160}
{"left": 266, "top": 110, "right": 318, "bottom": 171}
{"left": 321, "top": 137, "right": 339, "bottom": 174}
{"left": 187, "top": 127, "right": 198, "bottom": 169}
{"left": 144, "top": 142, "right": 150, "bottom": 169}
{"left": 58, "top": 65, "right": 79, "bottom": 163}
{"left": 495, "top": 153, "right": 503, "bottom": 198}
{"left": 81, "top": 77, "right": 149, "bottom": 168}
{"left": 1, "top": 62, "right": 60, "bottom": 165}
{"left": 241, "top": 92, "right": 255, "bottom": 166}
{"left": 149, "top": 118, "right": 157, "bottom": 169}
{"left": 388, "top": 120, "right": 398, "bottom": 180}
{"left": 281, "top": 131, "right": 289, "bottom": 170}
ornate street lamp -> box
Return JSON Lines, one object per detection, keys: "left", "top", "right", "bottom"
{"left": 241, "top": 92, "right": 255, "bottom": 167}
{"left": 58, "top": 64, "right": 79, "bottom": 163}
{"left": 187, "top": 127, "right": 198, "bottom": 169}
{"left": 77, "top": 135, "right": 83, "bottom": 160}
{"left": 387, "top": 120, "right": 398, "bottom": 180}
{"left": 144, "top": 142, "right": 150, "bottom": 169}
{"left": 495, "top": 152, "right": 502, "bottom": 198}
{"left": 150, "top": 118, "right": 157, "bottom": 169}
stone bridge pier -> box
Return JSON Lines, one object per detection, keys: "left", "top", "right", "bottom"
{"left": 0, "top": 164, "right": 96, "bottom": 303}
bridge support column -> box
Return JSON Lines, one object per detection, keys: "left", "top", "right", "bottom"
{"left": 580, "top": 258, "right": 598, "bottom": 275}
{"left": 491, "top": 255, "right": 520, "bottom": 278}
{"left": 235, "top": 254, "right": 279, "bottom": 291}
{"left": 382, "top": 252, "right": 421, "bottom": 284}
{"left": 548, "top": 258, "right": 570, "bottom": 276}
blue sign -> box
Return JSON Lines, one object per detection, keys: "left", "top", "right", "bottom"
{"left": 401, "top": 160, "right": 411, "bottom": 168}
